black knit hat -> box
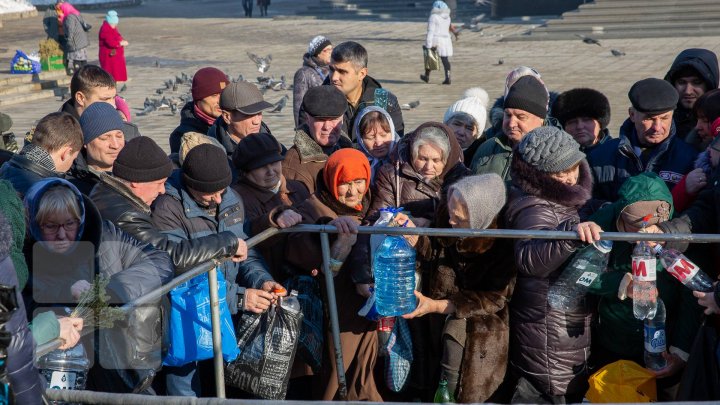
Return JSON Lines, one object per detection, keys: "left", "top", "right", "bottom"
{"left": 232, "top": 132, "right": 284, "bottom": 172}
{"left": 113, "top": 137, "right": 173, "bottom": 182}
{"left": 628, "top": 78, "right": 678, "bottom": 115}
{"left": 182, "top": 144, "right": 232, "bottom": 193}
{"left": 503, "top": 76, "right": 549, "bottom": 119}
{"left": 552, "top": 88, "right": 611, "bottom": 129}
{"left": 302, "top": 85, "right": 347, "bottom": 118}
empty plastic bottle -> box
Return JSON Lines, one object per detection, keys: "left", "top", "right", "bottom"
{"left": 281, "top": 290, "right": 301, "bottom": 313}
{"left": 644, "top": 298, "right": 667, "bottom": 371}
{"left": 434, "top": 378, "right": 455, "bottom": 403}
{"left": 374, "top": 235, "right": 417, "bottom": 316}
{"left": 654, "top": 245, "right": 713, "bottom": 292}
{"left": 548, "top": 240, "right": 613, "bottom": 310}
{"left": 632, "top": 240, "right": 658, "bottom": 320}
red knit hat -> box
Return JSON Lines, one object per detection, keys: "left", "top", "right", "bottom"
{"left": 711, "top": 117, "right": 720, "bottom": 139}
{"left": 191, "top": 67, "right": 229, "bottom": 102}
{"left": 323, "top": 149, "right": 371, "bottom": 210}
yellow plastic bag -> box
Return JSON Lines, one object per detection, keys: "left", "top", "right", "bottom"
{"left": 586, "top": 360, "right": 657, "bottom": 403}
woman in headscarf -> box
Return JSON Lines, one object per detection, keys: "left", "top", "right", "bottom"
{"left": 420, "top": 1, "right": 459, "bottom": 85}
{"left": 99, "top": 10, "right": 129, "bottom": 90}
{"left": 354, "top": 106, "right": 398, "bottom": 184}
{"left": 58, "top": 1, "right": 91, "bottom": 75}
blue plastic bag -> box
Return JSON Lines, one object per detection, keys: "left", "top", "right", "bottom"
{"left": 10, "top": 50, "right": 41, "bottom": 74}
{"left": 163, "top": 269, "right": 239, "bottom": 366}
{"left": 385, "top": 316, "right": 413, "bottom": 392}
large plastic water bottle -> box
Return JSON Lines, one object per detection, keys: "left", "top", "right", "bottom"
{"left": 281, "top": 290, "right": 301, "bottom": 313}
{"left": 374, "top": 235, "right": 417, "bottom": 316}
{"left": 548, "top": 240, "right": 613, "bottom": 310}
{"left": 644, "top": 298, "right": 667, "bottom": 371}
{"left": 632, "top": 241, "right": 658, "bottom": 320}
{"left": 654, "top": 246, "right": 714, "bottom": 292}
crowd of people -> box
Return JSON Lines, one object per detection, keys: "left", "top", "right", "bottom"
{"left": 1, "top": 14, "right": 720, "bottom": 403}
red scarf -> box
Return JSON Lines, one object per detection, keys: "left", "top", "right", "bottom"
{"left": 194, "top": 103, "right": 216, "bottom": 126}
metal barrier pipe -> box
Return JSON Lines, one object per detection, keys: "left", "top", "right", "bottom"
{"left": 207, "top": 265, "right": 225, "bottom": 399}
{"left": 320, "top": 232, "right": 348, "bottom": 400}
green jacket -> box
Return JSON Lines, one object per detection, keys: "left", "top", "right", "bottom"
{"left": 0, "top": 180, "right": 27, "bottom": 289}
{"left": 588, "top": 173, "right": 702, "bottom": 360}
{"left": 469, "top": 133, "right": 513, "bottom": 182}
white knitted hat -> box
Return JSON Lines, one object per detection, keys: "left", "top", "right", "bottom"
{"left": 443, "top": 87, "right": 489, "bottom": 135}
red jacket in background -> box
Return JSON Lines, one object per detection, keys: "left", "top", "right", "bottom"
{"left": 98, "top": 21, "right": 127, "bottom": 82}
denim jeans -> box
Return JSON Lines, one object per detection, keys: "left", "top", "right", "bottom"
{"left": 165, "top": 362, "right": 200, "bottom": 396}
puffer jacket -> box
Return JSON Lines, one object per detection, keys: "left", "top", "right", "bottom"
{"left": 664, "top": 48, "right": 720, "bottom": 141}
{"left": 89, "top": 172, "right": 240, "bottom": 272}
{"left": 504, "top": 157, "right": 594, "bottom": 397}
{"left": 152, "top": 170, "right": 273, "bottom": 314}
{"left": 63, "top": 13, "right": 89, "bottom": 52}
{"left": 293, "top": 54, "right": 329, "bottom": 127}
{"left": 587, "top": 118, "right": 697, "bottom": 202}
{"left": 426, "top": 7, "right": 453, "bottom": 57}
{"left": 588, "top": 173, "right": 702, "bottom": 362}
{"left": 0, "top": 213, "right": 44, "bottom": 404}
{"left": 169, "top": 102, "right": 213, "bottom": 154}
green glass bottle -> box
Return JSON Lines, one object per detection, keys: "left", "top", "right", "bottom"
{"left": 434, "top": 378, "right": 455, "bottom": 403}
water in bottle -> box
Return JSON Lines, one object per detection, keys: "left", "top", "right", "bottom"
{"left": 374, "top": 235, "right": 417, "bottom": 316}
{"left": 548, "top": 240, "right": 613, "bottom": 310}
{"left": 433, "top": 378, "right": 455, "bottom": 403}
{"left": 644, "top": 298, "right": 667, "bottom": 371}
{"left": 281, "top": 290, "right": 301, "bottom": 313}
{"left": 654, "top": 246, "right": 713, "bottom": 292}
{"left": 632, "top": 241, "right": 657, "bottom": 320}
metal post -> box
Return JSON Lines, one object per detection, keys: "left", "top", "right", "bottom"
{"left": 207, "top": 265, "right": 225, "bottom": 399}
{"left": 320, "top": 232, "right": 348, "bottom": 400}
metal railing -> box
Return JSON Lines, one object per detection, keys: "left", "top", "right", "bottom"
{"left": 36, "top": 224, "right": 720, "bottom": 403}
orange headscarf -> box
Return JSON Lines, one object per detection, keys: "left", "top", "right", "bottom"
{"left": 323, "top": 149, "right": 371, "bottom": 210}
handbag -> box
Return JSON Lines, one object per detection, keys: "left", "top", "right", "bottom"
{"left": 423, "top": 46, "right": 440, "bottom": 71}
{"left": 162, "top": 269, "right": 239, "bottom": 367}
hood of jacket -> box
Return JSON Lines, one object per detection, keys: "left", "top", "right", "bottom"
{"left": 603, "top": 172, "right": 674, "bottom": 231}
{"left": 511, "top": 156, "right": 593, "bottom": 209}
{"left": 392, "top": 121, "right": 464, "bottom": 180}
{"left": 664, "top": 48, "right": 720, "bottom": 92}
{"left": 353, "top": 106, "right": 398, "bottom": 175}
{"left": 302, "top": 53, "right": 328, "bottom": 71}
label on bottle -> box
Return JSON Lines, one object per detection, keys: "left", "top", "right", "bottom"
{"left": 50, "top": 371, "right": 76, "bottom": 390}
{"left": 632, "top": 257, "right": 657, "bottom": 281}
{"left": 378, "top": 316, "right": 396, "bottom": 332}
{"left": 644, "top": 325, "right": 666, "bottom": 353}
{"left": 575, "top": 259, "right": 589, "bottom": 270}
{"left": 576, "top": 272, "right": 597, "bottom": 287}
{"left": 666, "top": 257, "right": 700, "bottom": 283}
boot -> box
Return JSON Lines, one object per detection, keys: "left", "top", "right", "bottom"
{"left": 442, "top": 70, "right": 451, "bottom": 85}
{"left": 420, "top": 69, "right": 430, "bottom": 83}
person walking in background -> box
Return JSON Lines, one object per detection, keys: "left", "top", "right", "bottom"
{"left": 99, "top": 10, "right": 129, "bottom": 93}
{"left": 242, "top": 0, "right": 253, "bottom": 17}
{"left": 421, "top": 1, "right": 459, "bottom": 85}
{"left": 59, "top": 0, "right": 91, "bottom": 76}
{"left": 293, "top": 35, "right": 332, "bottom": 127}
{"left": 257, "top": 0, "right": 270, "bottom": 17}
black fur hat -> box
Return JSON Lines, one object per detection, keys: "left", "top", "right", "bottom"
{"left": 552, "top": 88, "right": 611, "bottom": 130}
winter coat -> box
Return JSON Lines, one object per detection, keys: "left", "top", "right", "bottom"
{"left": 0, "top": 204, "right": 44, "bottom": 404}
{"left": 282, "top": 125, "right": 352, "bottom": 194}
{"left": 426, "top": 7, "right": 453, "bottom": 58}
{"left": 293, "top": 54, "right": 329, "bottom": 127}
{"left": 587, "top": 173, "right": 702, "bottom": 362}
{"left": 98, "top": 21, "right": 127, "bottom": 82}
{"left": 152, "top": 170, "right": 273, "bottom": 314}
{"left": 469, "top": 133, "right": 514, "bottom": 182}
{"left": 664, "top": 48, "right": 720, "bottom": 141}
{"left": 504, "top": 157, "right": 595, "bottom": 397}
{"left": 582, "top": 127, "right": 611, "bottom": 155}
{"left": 59, "top": 99, "right": 141, "bottom": 143}
{"left": 63, "top": 13, "right": 89, "bottom": 53}
{"left": 671, "top": 150, "right": 714, "bottom": 212}
{"left": 67, "top": 152, "right": 104, "bottom": 195}
{"left": 0, "top": 180, "right": 28, "bottom": 291}
{"left": 230, "top": 175, "right": 309, "bottom": 281}
{"left": 587, "top": 118, "right": 697, "bottom": 202}
{"left": 43, "top": 8, "right": 60, "bottom": 41}
{"left": 0, "top": 152, "right": 61, "bottom": 197}
{"left": 169, "top": 102, "right": 212, "bottom": 154}
{"left": 353, "top": 106, "right": 399, "bottom": 184}
{"left": 89, "top": 171, "right": 241, "bottom": 272}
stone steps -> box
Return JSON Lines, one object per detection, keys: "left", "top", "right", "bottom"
{"left": 0, "top": 71, "right": 70, "bottom": 107}
{"left": 297, "top": 0, "right": 485, "bottom": 22}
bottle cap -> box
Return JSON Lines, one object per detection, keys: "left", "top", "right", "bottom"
{"left": 592, "top": 239, "right": 613, "bottom": 253}
{"left": 273, "top": 286, "right": 287, "bottom": 294}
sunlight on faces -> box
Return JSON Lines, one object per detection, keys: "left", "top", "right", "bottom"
{"left": 412, "top": 143, "right": 446, "bottom": 181}
{"left": 447, "top": 190, "right": 470, "bottom": 229}
{"left": 564, "top": 117, "right": 601, "bottom": 147}
{"left": 336, "top": 179, "right": 367, "bottom": 208}
{"left": 222, "top": 110, "right": 262, "bottom": 140}
{"left": 85, "top": 130, "right": 124, "bottom": 171}
{"left": 131, "top": 178, "right": 167, "bottom": 206}
{"left": 548, "top": 163, "right": 580, "bottom": 186}
{"left": 308, "top": 115, "right": 343, "bottom": 147}
{"left": 674, "top": 76, "right": 707, "bottom": 110}
{"left": 630, "top": 109, "right": 673, "bottom": 146}
{"left": 330, "top": 60, "right": 366, "bottom": 96}
{"left": 446, "top": 113, "right": 477, "bottom": 149}
{"left": 503, "top": 108, "right": 544, "bottom": 145}
{"left": 361, "top": 123, "right": 393, "bottom": 158}
{"left": 245, "top": 161, "right": 282, "bottom": 189}
{"left": 197, "top": 93, "right": 223, "bottom": 119}
{"left": 76, "top": 86, "right": 116, "bottom": 114}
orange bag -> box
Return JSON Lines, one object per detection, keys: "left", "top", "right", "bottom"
{"left": 586, "top": 360, "right": 657, "bottom": 403}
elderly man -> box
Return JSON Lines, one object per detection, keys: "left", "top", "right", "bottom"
{"left": 283, "top": 85, "right": 353, "bottom": 194}
{"left": 169, "top": 67, "right": 229, "bottom": 153}
{"left": 664, "top": 48, "right": 719, "bottom": 141}
{"left": 470, "top": 75, "right": 549, "bottom": 182}
{"left": 552, "top": 88, "right": 612, "bottom": 154}
{"left": 588, "top": 78, "right": 698, "bottom": 202}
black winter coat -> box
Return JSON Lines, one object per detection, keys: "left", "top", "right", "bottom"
{"left": 0, "top": 154, "right": 60, "bottom": 197}
{"left": 169, "top": 102, "right": 212, "bottom": 154}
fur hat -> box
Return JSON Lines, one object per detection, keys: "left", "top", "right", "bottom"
{"left": 444, "top": 87, "right": 489, "bottom": 133}
{"left": 552, "top": 88, "right": 611, "bottom": 130}
{"left": 447, "top": 173, "right": 506, "bottom": 230}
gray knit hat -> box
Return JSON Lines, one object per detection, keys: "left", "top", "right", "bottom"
{"left": 517, "top": 127, "right": 585, "bottom": 172}
{"left": 447, "top": 173, "right": 506, "bottom": 230}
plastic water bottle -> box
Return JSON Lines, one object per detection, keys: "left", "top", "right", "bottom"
{"left": 654, "top": 246, "right": 714, "bottom": 292}
{"left": 374, "top": 235, "right": 417, "bottom": 316}
{"left": 644, "top": 298, "right": 667, "bottom": 371}
{"left": 632, "top": 241, "right": 658, "bottom": 320}
{"left": 434, "top": 378, "right": 455, "bottom": 403}
{"left": 281, "top": 290, "right": 301, "bottom": 312}
{"left": 548, "top": 240, "right": 613, "bottom": 310}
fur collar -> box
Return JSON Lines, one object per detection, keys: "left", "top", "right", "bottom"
{"left": 694, "top": 150, "right": 713, "bottom": 175}
{"left": 510, "top": 157, "right": 593, "bottom": 208}
{"left": 96, "top": 171, "right": 151, "bottom": 214}
{"left": 293, "top": 127, "right": 352, "bottom": 163}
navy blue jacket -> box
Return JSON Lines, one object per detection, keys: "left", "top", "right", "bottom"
{"left": 152, "top": 171, "right": 273, "bottom": 314}
{"left": 587, "top": 118, "right": 697, "bottom": 202}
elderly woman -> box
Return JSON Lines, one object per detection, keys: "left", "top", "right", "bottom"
{"left": 99, "top": 10, "right": 129, "bottom": 90}
{"left": 24, "top": 178, "right": 173, "bottom": 394}
{"left": 504, "top": 127, "right": 602, "bottom": 403}
{"left": 443, "top": 87, "right": 489, "bottom": 165}
{"left": 354, "top": 106, "right": 399, "bottom": 184}
{"left": 403, "top": 173, "right": 516, "bottom": 403}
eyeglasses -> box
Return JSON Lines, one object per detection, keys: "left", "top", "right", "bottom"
{"left": 40, "top": 219, "right": 80, "bottom": 234}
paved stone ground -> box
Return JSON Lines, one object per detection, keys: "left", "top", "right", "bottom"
{"left": 2, "top": 0, "right": 720, "bottom": 151}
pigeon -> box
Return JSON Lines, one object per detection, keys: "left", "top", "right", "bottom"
{"left": 137, "top": 104, "right": 156, "bottom": 116}
{"left": 400, "top": 100, "right": 421, "bottom": 110}
{"left": 470, "top": 13, "right": 486, "bottom": 25}
{"left": 236, "top": 74, "right": 245, "bottom": 83}
{"left": 158, "top": 97, "right": 171, "bottom": 110}
{"left": 575, "top": 34, "right": 602, "bottom": 46}
{"left": 257, "top": 75, "right": 271, "bottom": 84}
{"left": 611, "top": 49, "right": 626, "bottom": 57}
{"left": 165, "top": 80, "right": 173, "bottom": 89}
{"left": 247, "top": 52, "right": 272, "bottom": 73}
{"left": 269, "top": 95, "right": 289, "bottom": 113}
{"left": 143, "top": 97, "right": 153, "bottom": 109}
{"left": 171, "top": 103, "right": 178, "bottom": 115}
{"left": 156, "top": 88, "right": 165, "bottom": 95}
{"left": 172, "top": 82, "right": 178, "bottom": 92}
{"left": 181, "top": 72, "right": 189, "bottom": 82}
{"left": 175, "top": 75, "right": 185, "bottom": 85}
{"left": 494, "top": 58, "right": 504, "bottom": 66}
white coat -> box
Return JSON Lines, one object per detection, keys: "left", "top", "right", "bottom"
{"left": 426, "top": 8, "right": 453, "bottom": 58}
